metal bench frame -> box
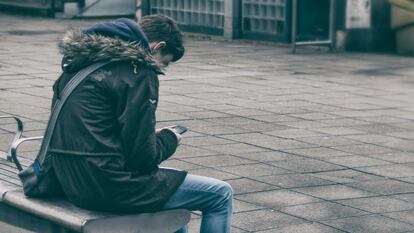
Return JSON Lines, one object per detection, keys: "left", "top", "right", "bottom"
{"left": 0, "top": 115, "right": 24, "bottom": 162}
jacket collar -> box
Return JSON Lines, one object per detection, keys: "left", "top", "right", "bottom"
{"left": 58, "top": 30, "right": 163, "bottom": 74}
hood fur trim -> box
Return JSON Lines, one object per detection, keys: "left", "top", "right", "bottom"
{"left": 58, "top": 30, "right": 163, "bottom": 73}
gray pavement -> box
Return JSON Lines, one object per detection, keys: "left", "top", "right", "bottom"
{"left": 1, "top": 12, "right": 414, "bottom": 233}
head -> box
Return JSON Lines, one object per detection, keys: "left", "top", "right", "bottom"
{"left": 139, "top": 15, "right": 185, "bottom": 67}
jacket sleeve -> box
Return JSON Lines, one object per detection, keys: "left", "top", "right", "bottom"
{"left": 118, "top": 69, "right": 178, "bottom": 173}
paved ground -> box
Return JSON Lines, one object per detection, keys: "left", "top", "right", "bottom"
{"left": 1, "top": 12, "right": 414, "bottom": 233}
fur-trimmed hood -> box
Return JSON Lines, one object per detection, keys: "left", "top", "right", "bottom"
{"left": 58, "top": 19, "right": 163, "bottom": 74}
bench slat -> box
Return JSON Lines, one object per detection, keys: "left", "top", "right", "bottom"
{"left": 0, "top": 173, "right": 21, "bottom": 187}
{"left": 3, "top": 190, "right": 191, "bottom": 233}
{"left": 0, "top": 156, "right": 191, "bottom": 233}
{"left": 3, "top": 190, "right": 111, "bottom": 232}
{"left": 83, "top": 209, "right": 191, "bottom": 233}
{"left": 0, "top": 182, "right": 19, "bottom": 201}
{"left": 0, "top": 162, "right": 19, "bottom": 174}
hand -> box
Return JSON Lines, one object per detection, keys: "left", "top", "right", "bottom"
{"left": 170, "top": 128, "right": 182, "bottom": 145}
{"left": 156, "top": 126, "right": 182, "bottom": 145}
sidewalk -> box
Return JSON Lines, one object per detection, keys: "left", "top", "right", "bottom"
{"left": 1, "top": 13, "right": 414, "bottom": 233}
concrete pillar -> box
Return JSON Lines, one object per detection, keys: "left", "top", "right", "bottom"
{"left": 224, "top": 0, "right": 241, "bottom": 40}
{"left": 135, "top": 0, "right": 150, "bottom": 20}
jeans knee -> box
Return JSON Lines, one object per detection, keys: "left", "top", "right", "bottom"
{"left": 216, "top": 181, "right": 233, "bottom": 207}
{"left": 221, "top": 182, "right": 233, "bottom": 201}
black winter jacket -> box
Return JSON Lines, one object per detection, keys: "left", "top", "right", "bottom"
{"left": 48, "top": 20, "right": 187, "bottom": 213}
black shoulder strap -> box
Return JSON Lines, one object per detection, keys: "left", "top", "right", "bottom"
{"left": 37, "top": 61, "right": 111, "bottom": 164}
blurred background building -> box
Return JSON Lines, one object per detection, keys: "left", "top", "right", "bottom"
{"left": 0, "top": 0, "right": 413, "bottom": 55}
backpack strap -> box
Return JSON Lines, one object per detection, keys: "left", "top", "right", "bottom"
{"left": 37, "top": 61, "right": 111, "bottom": 164}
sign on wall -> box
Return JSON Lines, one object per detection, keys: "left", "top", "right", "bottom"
{"left": 346, "top": 0, "right": 371, "bottom": 29}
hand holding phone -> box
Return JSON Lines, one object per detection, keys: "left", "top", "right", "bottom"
{"left": 171, "top": 125, "right": 188, "bottom": 134}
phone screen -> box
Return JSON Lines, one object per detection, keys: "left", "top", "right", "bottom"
{"left": 173, "top": 125, "right": 188, "bottom": 134}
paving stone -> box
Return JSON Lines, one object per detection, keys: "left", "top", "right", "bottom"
{"left": 173, "top": 145, "right": 219, "bottom": 158}
{"left": 236, "top": 122, "right": 293, "bottom": 132}
{"left": 257, "top": 222, "right": 346, "bottom": 233}
{"left": 336, "top": 103, "right": 385, "bottom": 111}
{"left": 182, "top": 154, "right": 256, "bottom": 167}
{"left": 230, "top": 227, "right": 248, "bottom": 233}
{"left": 205, "top": 116, "right": 267, "bottom": 126}
{"left": 300, "top": 104, "right": 348, "bottom": 113}
{"left": 293, "top": 184, "right": 375, "bottom": 200}
{"left": 253, "top": 173, "right": 335, "bottom": 189}
{"left": 387, "top": 131, "right": 414, "bottom": 140}
{"left": 309, "top": 170, "right": 383, "bottom": 184}
{"left": 280, "top": 120, "right": 331, "bottom": 129}
{"left": 379, "top": 138, "right": 414, "bottom": 152}
{"left": 281, "top": 201, "right": 369, "bottom": 221}
{"left": 345, "top": 134, "right": 405, "bottom": 144}
{"left": 322, "top": 215, "right": 414, "bottom": 233}
{"left": 181, "top": 110, "right": 233, "bottom": 119}
{"left": 161, "top": 118, "right": 214, "bottom": 130}
{"left": 357, "top": 164, "right": 414, "bottom": 178}
{"left": 236, "top": 189, "right": 320, "bottom": 209}
{"left": 232, "top": 209, "right": 307, "bottom": 232}
{"left": 192, "top": 125, "right": 252, "bottom": 135}
{"left": 251, "top": 138, "right": 316, "bottom": 150}
{"left": 226, "top": 178, "right": 278, "bottom": 195}
{"left": 346, "top": 179, "right": 414, "bottom": 195}
{"left": 318, "top": 118, "right": 369, "bottom": 127}
{"left": 310, "top": 127, "right": 366, "bottom": 136}
{"left": 220, "top": 133, "right": 283, "bottom": 142}
{"left": 188, "top": 167, "right": 240, "bottom": 180}
{"left": 249, "top": 114, "right": 302, "bottom": 123}
{"left": 282, "top": 147, "right": 349, "bottom": 158}
{"left": 290, "top": 113, "right": 341, "bottom": 121}
{"left": 391, "top": 193, "right": 414, "bottom": 204}
{"left": 337, "top": 196, "right": 414, "bottom": 214}
{"left": 0, "top": 132, "right": 15, "bottom": 145}
{"left": 297, "top": 136, "right": 361, "bottom": 147}
{"left": 270, "top": 158, "right": 346, "bottom": 173}
{"left": 233, "top": 199, "right": 264, "bottom": 213}
{"left": 237, "top": 150, "right": 301, "bottom": 162}
{"left": 156, "top": 111, "right": 192, "bottom": 122}
{"left": 332, "top": 144, "right": 395, "bottom": 156}
{"left": 196, "top": 103, "right": 241, "bottom": 111}
{"left": 181, "top": 136, "right": 233, "bottom": 146}
{"left": 350, "top": 123, "right": 407, "bottom": 134}
{"left": 0, "top": 121, "right": 46, "bottom": 132}
{"left": 219, "top": 108, "right": 274, "bottom": 117}
{"left": 157, "top": 103, "right": 201, "bottom": 113}
{"left": 322, "top": 155, "right": 391, "bottom": 168}
{"left": 359, "top": 116, "right": 410, "bottom": 124}
{"left": 384, "top": 209, "right": 414, "bottom": 225}
{"left": 263, "top": 128, "right": 325, "bottom": 139}
{"left": 217, "top": 163, "right": 290, "bottom": 177}
{"left": 372, "top": 152, "right": 414, "bottom": 163}
{"left": 399, "top": 177, "right": 414, "bottom": 185}
{"left": 201, "top": 143, "right": 268, "bottom": 155}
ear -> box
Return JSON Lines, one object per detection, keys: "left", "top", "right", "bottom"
{"left": 153, "top": 41, "right": 166, "bottom": 51}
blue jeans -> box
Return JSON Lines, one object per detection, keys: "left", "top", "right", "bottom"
{"left": 161, "top": 174, "right": 233, "bottom": 233}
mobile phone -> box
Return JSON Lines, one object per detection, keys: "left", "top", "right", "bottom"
{"left": 172, "top": 125, "right": 188, "bottom": 134}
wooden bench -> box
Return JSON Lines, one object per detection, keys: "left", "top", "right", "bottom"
{"left": 0, "top": 115, "right": 190, "bottom": 233}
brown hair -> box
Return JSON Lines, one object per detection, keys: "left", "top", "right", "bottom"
{"left": 139, "top": 15, "right": 185, "bottom": 62}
